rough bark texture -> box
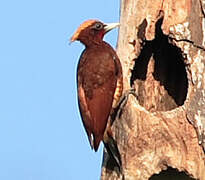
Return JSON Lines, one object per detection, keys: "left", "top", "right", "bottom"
{"left": 101, "top": 0, "right": 205, "bottom": 179}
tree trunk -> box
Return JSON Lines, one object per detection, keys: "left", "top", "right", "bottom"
{"left": 101, "top": 0, "right": 205, "bottom": 179}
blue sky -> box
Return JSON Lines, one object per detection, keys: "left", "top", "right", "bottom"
{"left": 0, "top": 0, "right": 120, "bottom": 179}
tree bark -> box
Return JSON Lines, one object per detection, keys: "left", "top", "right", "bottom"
{"left": 101, "top": 0, "right": 205, "bottom": 179}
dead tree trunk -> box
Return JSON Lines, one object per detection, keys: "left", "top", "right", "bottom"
{"left": 101, "top": 0, "right": 205, "bottom": 179}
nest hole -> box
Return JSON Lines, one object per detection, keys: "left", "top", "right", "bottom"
{"left": 149, "top": 167, "right": 196, "bottom": 180}
{"left": 130, "top": 18, "right": 188, "bottom": 112}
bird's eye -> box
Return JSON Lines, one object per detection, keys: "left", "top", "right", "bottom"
{"left": 94, "top": 23, "right": 103, "bottom": 30}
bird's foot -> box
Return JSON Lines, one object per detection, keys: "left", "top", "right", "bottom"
{"left": 111, "top": 88, "right": 138, "bottom": 122}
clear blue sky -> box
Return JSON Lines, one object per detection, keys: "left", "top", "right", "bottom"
{"left": 0, "top": 0, "right": 120, "bottom": 179}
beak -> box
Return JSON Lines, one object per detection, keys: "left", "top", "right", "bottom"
{"left": 104, "top": 23, "right": 120, "bottom": 33}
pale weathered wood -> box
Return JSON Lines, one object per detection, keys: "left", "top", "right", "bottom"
{"left": 101, "top": 0, "right": 205, "bottom": 179}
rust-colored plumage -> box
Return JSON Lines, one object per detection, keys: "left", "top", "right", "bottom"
{"left": 71, "top": 19, "right": 123, "bottom": 152}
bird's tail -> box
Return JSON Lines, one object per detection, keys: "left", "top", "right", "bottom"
{"left": 103, "top": 135, "right": 122, "bottom": 173}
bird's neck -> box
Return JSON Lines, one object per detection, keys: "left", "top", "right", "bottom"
{"left": 80, "top": 36, "right": 106, "bottom": 47}
{"left": 86, "top": 41, "right": 111, "bottom": 49}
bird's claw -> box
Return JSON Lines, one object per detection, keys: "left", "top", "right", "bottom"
{"left": 112, "top": 88, "right": 138, "bottom": 120}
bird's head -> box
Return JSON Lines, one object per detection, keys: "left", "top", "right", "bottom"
{"left": 70, "top": 19, "right": 119, "bottom": 46}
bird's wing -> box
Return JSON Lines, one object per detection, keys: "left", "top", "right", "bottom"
{"left": 77, "top": 48, "right": 118, "bottom": 151}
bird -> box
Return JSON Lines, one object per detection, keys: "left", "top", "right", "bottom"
{"left": 70, "top": 19, "right": 123, "bottom": 154}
